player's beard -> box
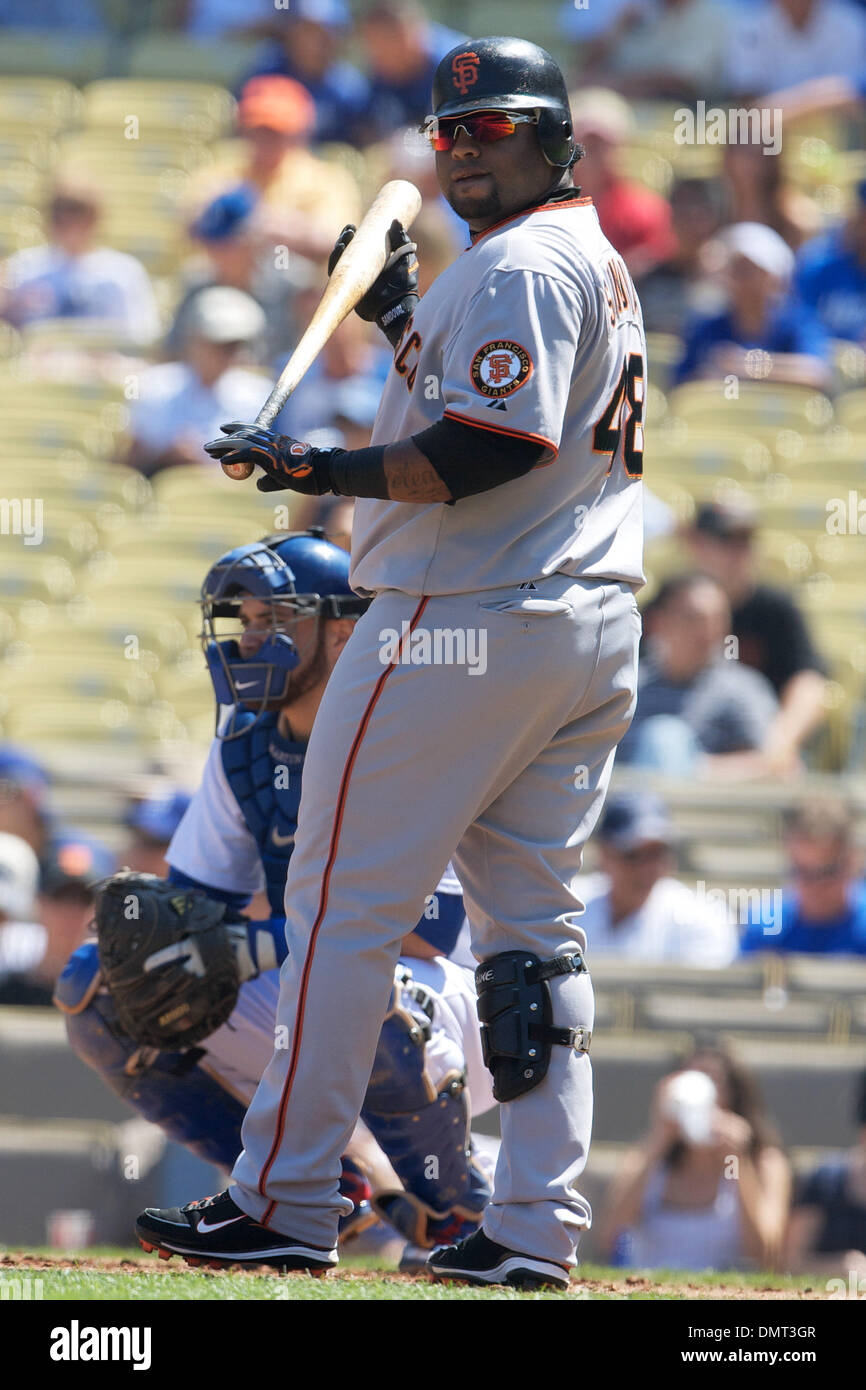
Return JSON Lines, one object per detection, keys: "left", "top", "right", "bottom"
{"left": 445, "top": 178, "right": 502, "bottom": 223}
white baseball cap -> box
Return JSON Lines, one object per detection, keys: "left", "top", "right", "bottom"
{"left": 185, "top": 286, "right": 267, "bottom": 344}
{"left": 0, "top": 832, "right": 39, "bottom": 920}
{"left": 718, "top": 222, "right": 795, "bottom": 281}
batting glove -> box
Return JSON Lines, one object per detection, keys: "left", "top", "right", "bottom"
{"left": 328, "top": 218, "right": 419, "bottom": 349}
{"left": 203, "top": 422, "right": 339, "bottom": 495}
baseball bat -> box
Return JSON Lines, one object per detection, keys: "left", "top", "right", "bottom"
{"left": 221, "top": 178, "right": 423, "bottom": 479}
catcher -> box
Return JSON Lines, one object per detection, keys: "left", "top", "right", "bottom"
{"left": 54, "top": 529, "right": 494, "bottom": 1259}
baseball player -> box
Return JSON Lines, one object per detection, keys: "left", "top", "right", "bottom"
{"left": 138, "top": 36, "right": 645, "bottom": 1289}
{"left": 56, "top": 530, "right": 493, "bottom": 1256}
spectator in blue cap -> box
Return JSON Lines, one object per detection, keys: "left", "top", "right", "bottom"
{"left": 190, "top": 184, "right": 259, "bottom": 245}
{"left": 795, "top": 180, "right": 866, "bottom": 346}
{"left": 580, "top": 790, "right": 737, "bottom": 966}
{"left": 123, "top": 790, "right": 193, "bottom": 877}
{"left": 243, "top": 0, "right": 372, "bottom": 146}
{"left": 168, "top": 185, "right": 315, "bottom": 366}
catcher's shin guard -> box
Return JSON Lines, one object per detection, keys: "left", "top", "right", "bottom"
{"left": 58, "top": 944, "right": 372, "bottom": 1238}
{"left": 361, "top": 967, "right": 492, "bottom": 1248}
{"left": 60, "top": 948, "right": 247, "bottom": 1170}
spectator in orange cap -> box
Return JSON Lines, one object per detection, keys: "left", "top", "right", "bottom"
{"left": 187, "top": 75, "right": 360, "bottom": 260}
{"left": 242, "top": 0, "right": 371, "bottom": 147}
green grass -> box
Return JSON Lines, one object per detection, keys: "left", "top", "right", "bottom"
{"left": 1, "top": 1251, "right": 822, "bottom": 1301}
{"left": 16, "top": 1268, "right": 568, "bottom": 1301}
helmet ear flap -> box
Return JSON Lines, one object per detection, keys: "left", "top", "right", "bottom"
{"left": 537, "top": 108, "right": 575, "bottom": 168}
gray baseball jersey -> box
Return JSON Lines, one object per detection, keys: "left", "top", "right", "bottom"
{"left": 350, "top": 196, "right": 646, "bottom": 597}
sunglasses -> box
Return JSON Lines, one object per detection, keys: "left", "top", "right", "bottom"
{"left": 423, "top": 110, "right": 538, "bottom": 152}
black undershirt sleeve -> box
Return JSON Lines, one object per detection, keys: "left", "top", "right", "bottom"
{"left": 329, "top": 416, "right": 548, "bottom": 502}
{"left": 412, "top": 415, "right": 549, "bottom": 500}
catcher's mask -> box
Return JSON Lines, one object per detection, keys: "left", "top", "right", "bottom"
{"left": 200, "top": 527, "right": 368, "bottom": 739}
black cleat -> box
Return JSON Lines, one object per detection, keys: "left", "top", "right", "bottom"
{"left": 135, "top": 1189, "right": 338, "bottom": 1272}
{"left": 427, "top": 1229, "right": 570, "bottom": 1290}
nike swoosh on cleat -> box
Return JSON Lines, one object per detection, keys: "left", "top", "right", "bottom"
{"left": 271, "top": 830, "right": 295, "bottom": 846}
{"left": 196, "top": 1215, "right": 248, "bottom": 1234}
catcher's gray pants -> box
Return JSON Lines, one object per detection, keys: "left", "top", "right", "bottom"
{"left": 231, "top": 574, "right": 640, "bottom": 1264}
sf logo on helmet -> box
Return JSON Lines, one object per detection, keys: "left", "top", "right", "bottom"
{"left": 451, "top": 51, "right": 480, "bottom": 96}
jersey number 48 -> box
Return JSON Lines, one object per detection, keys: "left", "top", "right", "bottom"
{"left": 592, "top": 352, "right": 644, "bottom": 479}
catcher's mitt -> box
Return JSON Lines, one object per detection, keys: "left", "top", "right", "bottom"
{"left": 94, "top": 871, "right": 241, "bottom": 1049}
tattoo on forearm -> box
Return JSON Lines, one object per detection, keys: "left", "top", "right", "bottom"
{"left": 383, "top": 442, "right": 452, "bottom": 502}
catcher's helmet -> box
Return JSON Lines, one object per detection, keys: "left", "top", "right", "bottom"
{"left": 428, "top": 36, "right": 575, "bottom": 169}
{"left": 200, "top": 528, "right": 367, "bottom": 735}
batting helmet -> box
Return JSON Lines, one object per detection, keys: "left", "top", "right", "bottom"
{"left": 428, "top": 36, "right": 576, "bottom": 169}
{"left": 200, "top": 527, "right": 368, "bottom": 735}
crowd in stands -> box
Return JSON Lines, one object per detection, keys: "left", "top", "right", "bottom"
{"left": 584, "top": 788, "right": 866, "bottom": 962}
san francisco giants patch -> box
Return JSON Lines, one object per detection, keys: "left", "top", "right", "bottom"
{"left": 470, "top": 340, "right": 533, "bottom": 398}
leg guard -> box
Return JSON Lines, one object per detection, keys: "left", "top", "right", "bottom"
{"left": 64, "top": 990, "right": 247, "bottom": 1171}
{"left": 64, "top": 980, "right": 371, "bottom": 1240}
{"left": 361, "top": 966, "right": 492, "bottom": 1248}
{"left": 475, "top": 951, "right": 592, "bottom": 1102}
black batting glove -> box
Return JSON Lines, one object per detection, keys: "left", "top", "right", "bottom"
{"left": 203, "top": 422, "right": 340, "bottom": 496}
{"left": 328, "top": 219, "right": 419, "bottom": 349}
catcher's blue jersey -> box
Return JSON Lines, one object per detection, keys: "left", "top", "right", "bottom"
{"left": 167, "top": 716, "right": 467, "bottom": 958}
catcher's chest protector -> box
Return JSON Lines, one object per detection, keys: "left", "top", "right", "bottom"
{"left": 220, "top": 711, "right": 305, "bottom": 915}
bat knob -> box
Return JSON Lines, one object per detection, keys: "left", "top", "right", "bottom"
{"left": 221, "top": 459, "right": 255, "bottom": 481}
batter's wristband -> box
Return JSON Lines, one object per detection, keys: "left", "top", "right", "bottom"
{"left": 328, "top": 444, "right": 388, "bottom": 499}
{"left": 378, "top": 294, "right": 419, "bottom": 349}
